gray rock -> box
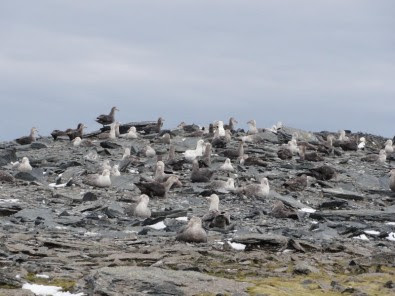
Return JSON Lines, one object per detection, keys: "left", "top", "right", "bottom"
{"left": 0, "top": 148, "right": 17, "bottom": 166}
{"left": 83, "top": 266, "right": 251, "bottom": 295}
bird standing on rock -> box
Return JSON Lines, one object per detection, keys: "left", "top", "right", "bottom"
{"left": 96, "top": 106, "right": 119, "bottom": 126}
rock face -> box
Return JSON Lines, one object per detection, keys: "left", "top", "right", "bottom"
{"left": 85, "top": 266, "right": 250, "bottom": 295}
{"left": 0, "top": 121, "right": 395, "bottom": 295}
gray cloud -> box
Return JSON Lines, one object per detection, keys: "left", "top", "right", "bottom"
{"left": 1, "top": 0, "right": 394, "bottom": 140}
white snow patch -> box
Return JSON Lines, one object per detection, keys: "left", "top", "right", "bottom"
{"left": 83, "top": 232, "right": 98, "bottom": 237}
{"left": 36, "top": 274, "right": 50, "bottom": 279}
{"left": 387, "top": 232, "right": 395, "bottom": 242}
{"left": 22, "top": 283, "right": 84, "bottom": 296}
{"left": 299, "top": 208, "right": 316, "bottom": 213}
{"left": 55, "top": 226, "right": 68, "bottom": 230}
{"left": 364, "top": 230, "right": 380, "bottom": 236}
{"left": 229, "top": 242, "right": 246, "bottom": 251}
{"left": 0, "top": 198, "right": 19, "bottom": 203}
{"left": 175, "top": 217, "right": 188, "bottom": 222}
{"left": 48, "top": 183, "right": 67, "bottom": 188}
{"left": 149, "top": 221, "right": 166, "bottom": 230}
{"left": 354, "top": 234, "right": 369, "bottom": 241}
{"left": 386, "top": 222, "right": 395, "bottom": 226}
{"left": 310, "top": 220, "right": 319, "bottom": 224}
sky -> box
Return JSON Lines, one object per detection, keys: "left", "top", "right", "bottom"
{"left": 1, "top": 0, "right": 394, "bottom": 140}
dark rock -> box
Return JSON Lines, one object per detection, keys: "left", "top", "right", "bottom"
{"left": 30, "top": 142, "right": 48, "bottom": 149}
{"left": 0, "top": 148, "right": 17, "bottom": 166}
{"left": 83, "top": 192, "right": 98, "bottom": 202}
{"left": 100, "top": 141, "right": 122, "bottom": 149}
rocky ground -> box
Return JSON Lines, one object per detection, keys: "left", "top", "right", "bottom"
{"left": 0, "top": 122, "right": 394, "bottom": 296}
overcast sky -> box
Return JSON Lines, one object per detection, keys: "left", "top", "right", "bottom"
{"left": 1, "top": 0, "right": 394, "bottom": 140}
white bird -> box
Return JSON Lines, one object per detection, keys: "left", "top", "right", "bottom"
{"left": 83, "top": 169, "right": 111, "bottom": 188}
{"left": 338, "top": 130, "right": 349, "bottom": 142}
{"left": 183, "top": 139, "right": 205, "bottom": 162}
{"left": 247, "top": 120, "right": 258, "bottom": 135}
{"left": 237, "top": 177, "right": 270, "bottom": 198}
{"left": 358, "top": 137, "right": 366, "bottom": 150}
{"left": 122, "top": 126, "right": 138, "bottom": 139}
{"left": 122, "top": 148, "right": 131, "bottom": 160}
{"left": 219, "top": 158, "right": 234, "bottom": 172}
{"left": 214, "top": 121, "right": 226, "bottom": 137}
{"left": 111, "top": 164, "right": 121, "bottom": 176}
{"left": 12, "top": 157, "right": 32, "bottom": 172}
{"left": 384, "top": 140, "right": 394, "bottom": 154}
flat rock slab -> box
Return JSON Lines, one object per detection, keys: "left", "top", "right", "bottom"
{"left": 322, "top": 188, "right": 365, "bottom": 201}
{"left": 84, "top": 266, "right": 251, "bottom": 295}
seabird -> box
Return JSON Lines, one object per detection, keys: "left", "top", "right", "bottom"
{"left": 299, "top": 145, "right": 324, "bottom": 162}
{"left": 111, "top": 164, "right": 121, "bottom": 176}
{"left": 83, "top": 169, "right": 111, "bottom": 188}
{"left": 176, "top": 217, "right": 207, "bottom": 243}
{"left": 199, "top": 143, "right": 212, "bottom": 167}
{"left": 183, "top": 139, "right": 205, "bottom": 161}
{"left": 72, "top": 137, "right": 93, "bottom": 147}
{"left": 271, "top": 201, "right": 298, "bottom": 219}
{"left": 247, "top": 120, "right": 258, "bottom": 135}
{"left": 136, "top": 175, "right": 181, "bottom": 198}
{"left": 0, "top": 170, "right": 15, "bottom": 182}
{"left": 224, "top": 117, "right": 238, "bottom": 131}
{"left": 338, "top": 130, "right": 349, "bottom": 142}
{"left": 67, "top": 123, "right": 87, "bottom": 141}
{"left": 96, "top": 106, "right": 119, "bottom": 126}
{"left": 222, "top": 141, "right": 244, "bottom": 159}
{"left": 142, "top": 117, "right": 164, "bottom": 134}
{"left": 101, "top": 160, "right": 112, "bottom": 171}
{"left": 98, "top": 122, "right": 117, "bottom": 139}
{"left": 13, "top": 157, "right": 32, "bottom": 172}
{"left": 178, "top": 122, "right": 200, "bottom": 133}
{"left": 127, "top": 194, "right": 151, "bottom": 218}
{"left": 219, "top": 158, "right": 234, "bottom": 172}
{"left": 154, "top": 161, "right": 174, "bottom": 182}
{"left": 239, "top": 155, "right": 268, "bottom": 167}
{"left": 358, "top": 137, "right": 366, "bottom": 150}
{"left": 284, "top": 175, "right": 313, "bottom": 191}
{"left": 159, "top": 133, "right": 171, "bottom": 144}
{"left": 207, "top": 178, "right": 235, "bottom": 192}
{"left": 306, "top": 165, "right": 336, "bottom": 181}
{"left": 361, "top": 150, "right": 387, "bottom": 163}
{"left": 384, "top": 140, "right": 394, "bottom": 154}
{"left": 140, "top": 145, "right": 156, "bottom": 158}
{"left": 390, "top": 169, "right": 395, "bottom": 192}
{"left": 122, "top": 126, "right": 139, "bottom": 139}
{"left": 122, "top": 148, "right": 131, "bottom": 160}
{"left": 277, "top": 147, "right": 293, "bottom": 160}
{"left": 236, "top": 177, "right": 270, "bottom": 198}
{"left": 202, "top": 194, "right": 231, "bottom": 229}
{"left": 15, "top": 127, "right": 38, "bottom": 145}
{"left": 214, "top": 120, "right": 226, "bottom": 137}
{"left": 191, "top": 160, "right": 214, "bottom": 183}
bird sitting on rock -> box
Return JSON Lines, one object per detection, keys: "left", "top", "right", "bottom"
{"left": 176, "top": 217, "right": 207, "bottom": 243}
{"left": 12, "top": 157, "right": 32, "bottom": 172}
{"left": 136, "top": 175, "right": 181, "bottom": 198}
{"left": 83, "top": 169, "right": 111, "bottom": 188}
{"left": 219, "top": 158, "right": 235, "bottom": 172}
{"left": 126, "top": 194, "right": 151, "bottom": 218}
{"left": 361, "top": 150, "right": 386, "bottom": 163}
{"left": 202, "top": 194, "right": 231, "bottom": 229}
{"left": 191, "top": 160, "right": 214, "bottom": 183}
{"left": 15, "top": 127, "right": 38, "bottom": 145}
{"left": 236, "top": 177, "right": 270, "bottom": 198}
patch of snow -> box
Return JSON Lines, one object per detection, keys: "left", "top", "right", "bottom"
{"left": 149, "top": 221, "right": 166, "bottom": 230}
{"left": 49, "top": 183, "right": 67, "bottom": 188}
{"left": 55, "top": 226, "right": 68, "bottom": 230}
{"left": 229, "top": 242, "right": 246, "bottom": 251}
{"left": 310, "top": 220, "right": 319, "bottom": 224}
{"left": 22, "top": 283, "right": 85, "bottom": 296}
{"left": 175, "top": 217, "right": 188, "bottom": 222}
{"left": 386, "top": 222, "right": 395, "bottom": 226}
{"left": 36, "top": 274, "right": 50, "bottom": 279}
{"left": 299, "top": 208, "right": 316, "bottom": 213}
{"left": 83, "top": 232, "right": 98, "bottom": 237}
{"left": 387, "top": 232, "right": 395, "bottom": 242}
{"left": 0, "top": 198, "right": 20, "bottom": 203}
{"left": 364, "top": 230, "right": 380, "bottom": 236}
{"left": 354, "top": 234, "right": 369, "bottom": 241}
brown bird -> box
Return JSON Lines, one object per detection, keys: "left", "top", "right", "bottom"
{"left": 15, "top": 127, "right": 38, "bottom": 145}
{"left": 96, "top": 106, "right": 119, "bottom": 126}
{"left": 136, "top": 175, "right": 181, "bottom": 198}
{"left": 176, "top": 217, "right": 207, "bottom": 243}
